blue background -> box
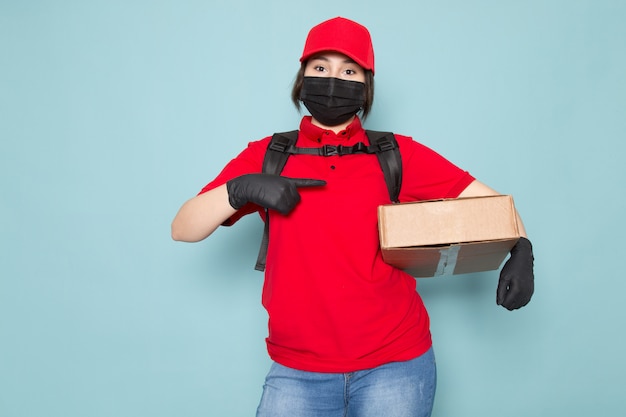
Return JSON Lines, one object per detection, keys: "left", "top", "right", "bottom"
{"left": 1, "top": 0, "right": 625, "bottom": 416}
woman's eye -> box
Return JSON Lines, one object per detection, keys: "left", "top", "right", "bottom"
{"left": 345, "top": 69, "right": 357, "bottom": 75}
{"left": 314, "top": 65, "right": 326, "bottom": 72}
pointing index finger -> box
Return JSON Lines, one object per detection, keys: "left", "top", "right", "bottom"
{"left": 288, "top": 178, "right": 327, "bottom": 188}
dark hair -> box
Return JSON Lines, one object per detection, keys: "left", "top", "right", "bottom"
{"left": 291, "top": 63, "right": 375, "bottom": 121}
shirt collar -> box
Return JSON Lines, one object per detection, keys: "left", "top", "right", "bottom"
{"left": 299, "top": 116, "right": 365, "bottom": 144}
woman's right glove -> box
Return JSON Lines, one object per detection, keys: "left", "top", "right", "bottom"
{"left": 226, "top": 174, "right": 326, "bottom": 215}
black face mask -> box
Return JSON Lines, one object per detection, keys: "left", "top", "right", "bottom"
{"left": 300, "top": 77, "right": 366, "bottom": 126}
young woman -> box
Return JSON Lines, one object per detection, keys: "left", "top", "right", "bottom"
{"left": 172, "top": 16, "right": 534, "bottom": 417}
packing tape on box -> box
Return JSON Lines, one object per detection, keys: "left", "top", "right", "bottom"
{"left": 435, "top": 245, "right": 461, "bottom": 275}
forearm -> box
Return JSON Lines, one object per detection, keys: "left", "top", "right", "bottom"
{"left": 171, "top": 184, "right": 236, "bottom": 242}
{"left": 458, "top": 180, "right": 527, "bottom": 238}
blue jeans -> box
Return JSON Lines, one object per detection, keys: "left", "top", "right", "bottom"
{"left": 256, "top": 348, "right": 436, "bottom": 417}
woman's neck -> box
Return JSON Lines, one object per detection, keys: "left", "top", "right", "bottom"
{"left": 310, "top": 116, "right": 355, "bottom": 134}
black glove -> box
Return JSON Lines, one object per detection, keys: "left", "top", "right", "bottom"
{"left": 226, "top": 174, "right": 326, "bottom": 215}
{"left": 497, "top": 237, "right": 534, "bottom": 310}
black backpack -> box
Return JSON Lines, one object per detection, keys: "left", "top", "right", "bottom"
{"left": 255, "top": 129, "right": 402, "bottom": 271}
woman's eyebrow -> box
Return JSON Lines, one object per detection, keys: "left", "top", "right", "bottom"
{"left": 310, "top": 55, "right": 357, "bottom": 64}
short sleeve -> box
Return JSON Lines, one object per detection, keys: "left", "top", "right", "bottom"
{"left": 396, "top": 135, "right": 475, "bottom": 201}
{"left": 197, "top": 137, "right": 271, "bottom": 225}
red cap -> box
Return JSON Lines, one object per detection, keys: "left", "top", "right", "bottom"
{"left": 300, "top": 17, "right": 375, "bottom": 74}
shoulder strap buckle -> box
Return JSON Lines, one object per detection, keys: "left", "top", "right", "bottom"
{"left": 268, "top": 134, "right": 294, "bottom": 153}
{"left": 322, "top": 144, "right": 339, "bottom": 156}
{"left": 375, "top": 137, "right": 396, "bottom": 152}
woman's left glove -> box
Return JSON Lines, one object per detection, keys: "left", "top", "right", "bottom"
{"left": 497, "top": 237, "right": 534, "bottom": 310}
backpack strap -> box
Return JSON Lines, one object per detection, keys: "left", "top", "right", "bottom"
{"left": 262, "top": 131, "right": 299, "bottom": 175}
{"left": 365, "top": 130, "right": 402, "bottom": 203}
{"left": 255, "top": 131, "right": 299, "bottom": 271}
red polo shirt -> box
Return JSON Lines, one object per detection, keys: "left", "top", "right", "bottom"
{"left": 200, "top": 116, "right": 474, "bottom": 372}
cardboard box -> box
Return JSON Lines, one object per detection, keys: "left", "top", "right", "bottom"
{"left": 378, "top": 195, "right": 520, "bottom": 277}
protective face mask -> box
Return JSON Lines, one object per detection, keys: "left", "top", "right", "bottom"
{"left": 300, "top": 77, "right": 366, "bottom": 126}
